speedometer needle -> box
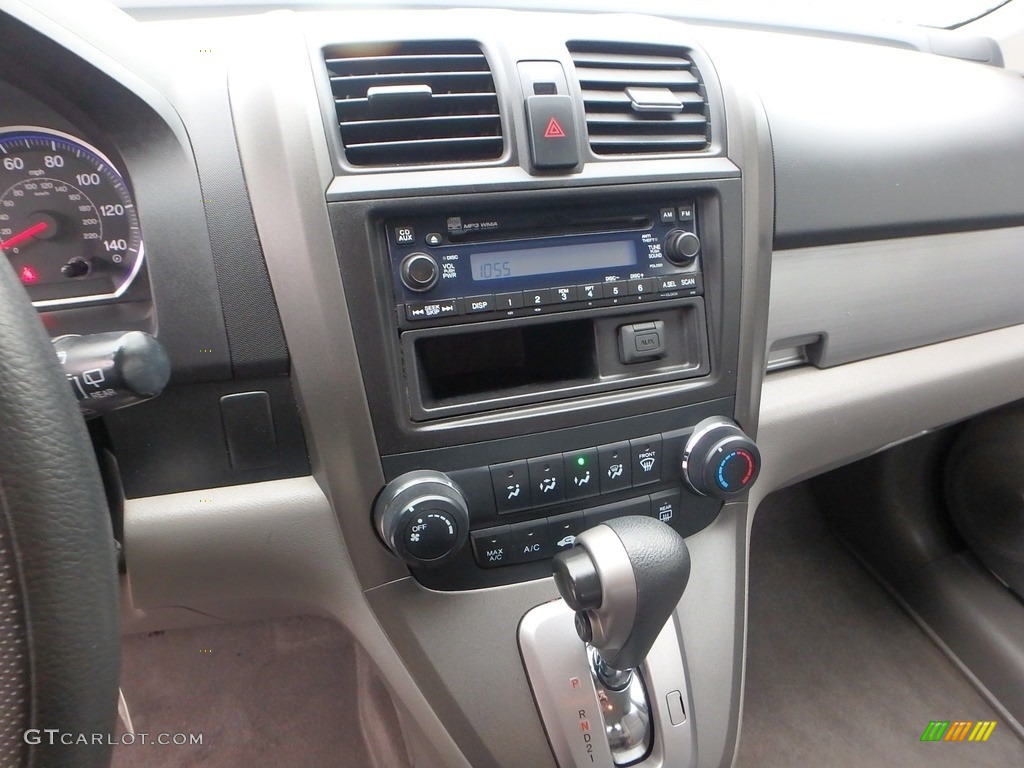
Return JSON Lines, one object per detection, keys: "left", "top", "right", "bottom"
{"left": 0, "top": 220, "right": 49, "bottom": 250}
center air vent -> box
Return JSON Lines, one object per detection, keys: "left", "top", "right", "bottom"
{"left": 568, "top": 43, "right": 710, "bottom": 156}
{"left": 324, "top": 41, "right": 503, "bottom": 167}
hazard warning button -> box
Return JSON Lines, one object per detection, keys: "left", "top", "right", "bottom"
{"left": 525, "top": 94, "right": 579, "bottom": 170}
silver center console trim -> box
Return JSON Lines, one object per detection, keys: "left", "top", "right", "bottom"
{"left": 520, "top": 599, "right": 697, "bottom": 768}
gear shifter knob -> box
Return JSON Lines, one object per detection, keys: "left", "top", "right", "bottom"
{"left": 553, "top": 516, "right": 690, "bottom": 671}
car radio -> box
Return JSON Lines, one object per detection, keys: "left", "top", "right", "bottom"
{"left": 385, "top": 200, "right": 703, "bottom": 329}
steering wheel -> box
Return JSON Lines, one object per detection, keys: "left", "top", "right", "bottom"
{"left": 0, "top": 257, "right": 120, "bottom": 766}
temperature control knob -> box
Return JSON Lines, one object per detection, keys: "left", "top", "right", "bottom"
{"left": 682, "top": 417, "right": 761, "bottom": 499}
{"left": 400, "top": 252, "right": 440, "bottom": 292}
{"left": 373, "top": 470, "right": 470, "bottom": 568}
{"left": 664, "top": 230, "right": 701, "bottom": 265}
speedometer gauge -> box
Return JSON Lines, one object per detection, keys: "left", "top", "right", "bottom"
{"left": 0, "top": 127, "right": 144, "bottom": 307}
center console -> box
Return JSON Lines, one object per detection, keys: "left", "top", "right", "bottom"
{"left": 230, "top": 12, "right": 774, "bottom": 768}
{"left": 331, "top": 179, "right": 754, "bottom": 593}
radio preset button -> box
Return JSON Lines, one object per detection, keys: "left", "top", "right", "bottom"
{"left": 466, "top": 294, "right": 496, "bottom": 314}
{"left": 629, "top": 278, "right": 654, "bottom": 296}
{"left": 495, "top": 291, "right": 524, "bottom": 310}
{"left": 405, "top": 299, "right": 461, "bottom": 321}
{"left": 602, "top": 282, "right": 628, "bottom": 299}
{"left": 578, "top": 284, "right": 600, "bottom": 302}
{"left": 523, "top": 289, "right": 552, "bottom": 307}
{"left": 552, "top": 286, "right": 577, "bottom": 304}
{"left": 400, "top": 252, "right": 440, "bottom": 292}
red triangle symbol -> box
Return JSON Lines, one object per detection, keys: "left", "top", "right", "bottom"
{"left": 544, "top": 117, "right": 567, "bottom": 139}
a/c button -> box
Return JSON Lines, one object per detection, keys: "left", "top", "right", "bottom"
{"left": 509, "top": 520, "right": 553, "bottom": 564}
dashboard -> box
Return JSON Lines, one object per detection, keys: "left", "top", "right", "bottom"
{"left": 4, "top": 1, "right": 1024, "bottom": 767}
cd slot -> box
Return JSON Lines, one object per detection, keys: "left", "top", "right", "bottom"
{"left": 447, "top": 214, "right": 651, "bottom": 244}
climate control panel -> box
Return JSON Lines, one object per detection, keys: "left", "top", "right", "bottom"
{"left": 372, "top": 417, "right": 759, "bottom": 589}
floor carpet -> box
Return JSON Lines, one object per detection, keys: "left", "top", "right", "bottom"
{"left": 112, "top": 615, "right": 373, "bottom": 767}
{"left": 735, "top": 485, "right": 1024, "bottom": 767}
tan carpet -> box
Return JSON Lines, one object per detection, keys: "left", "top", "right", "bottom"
{"left": 736, "top": 485, "right": 1024, "bottom": 767}
{"left": 112, "top": 616, "right": 374, "bottom": 767}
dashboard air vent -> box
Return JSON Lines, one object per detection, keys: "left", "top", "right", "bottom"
{"left": 568, "top": 43, "right": 710, "bottom": 156}
{"left": 324, "top": 41, "right": 503, "bottom": 167}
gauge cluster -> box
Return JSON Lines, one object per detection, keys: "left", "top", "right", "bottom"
{"left": 0, "top": 126, "right": 145, "bottom": 308}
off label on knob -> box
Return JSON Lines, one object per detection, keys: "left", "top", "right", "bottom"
{"left": 404, "top": 510, "right": 459, "bottom": 561}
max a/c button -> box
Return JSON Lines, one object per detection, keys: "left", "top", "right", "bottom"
{"left": 471, "top": 525, "right": 512, "bottom": 568}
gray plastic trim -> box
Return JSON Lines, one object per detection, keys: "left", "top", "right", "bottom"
{"left": 754, "top": 323, "right": 1024, "bottom": 497}
{"left": 767, "top": 227, "right": 1024, "bottom": 368}
{"left": 227, "top": 14, "right": 471, "bottom": 768}
{"left": 697, "top": 26, "right": 1024, "bottom": 247}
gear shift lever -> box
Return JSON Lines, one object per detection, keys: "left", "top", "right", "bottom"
{"left": 551, "top": 516, "right": 690, "bottom": 766}
{"left": 554, "top": 516, "right": 690, "bottom": 671}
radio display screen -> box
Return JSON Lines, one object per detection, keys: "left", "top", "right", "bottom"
{"left": 469, "top": 239, "right": 637, "bottom": 281}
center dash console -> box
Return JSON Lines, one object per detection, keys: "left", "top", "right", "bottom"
{"left": 328, "top": 181, "right": 754, "bottom": 591}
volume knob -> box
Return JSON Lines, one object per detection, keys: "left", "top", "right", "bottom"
{"left": 373, "top": 470, "right": 469, "bottom": 568}
{"left": 400, "top": 252, "right": 440, "bottom": 292}
{"left": 682, "top": 417, "right": 761, "bottom": 499}
{"left": 664, "top": 230, "right": 701, "bottom": 266}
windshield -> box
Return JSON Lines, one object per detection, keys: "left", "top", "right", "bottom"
{"left": 114, "top": 0, "right": 1012, "bottom": 29}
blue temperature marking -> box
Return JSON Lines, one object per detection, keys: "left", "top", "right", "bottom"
{"left": 717, "top": 451, "right": 739, "bottom": 489}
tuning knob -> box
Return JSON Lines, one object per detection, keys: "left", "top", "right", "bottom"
{"left": 682, "top": 417, "right": 760, "bottom": 499}
{"left": 664, "top": 229, "right": 701, "bottom": 265}
{"left": 373, "top": 470, "right": 469, "bottom": 568}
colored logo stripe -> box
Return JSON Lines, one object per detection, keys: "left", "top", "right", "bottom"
{"left": 944, "top": 721, "right": 973, "bottom": 741}
{"left": 921, "top": 720, "right": 997, "bottom": 742}
{"left": 921, "top": 721, "right": 949, "bottom": 742}
{"left": 969, "top": 722, "right": 997, "bottom": 742}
